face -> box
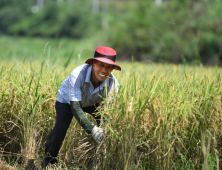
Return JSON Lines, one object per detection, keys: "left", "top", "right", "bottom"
{"left": 91, "top": 60, "right": 114, "bottom": 83}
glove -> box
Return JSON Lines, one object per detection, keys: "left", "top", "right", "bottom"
{"left": 91, "top": 126, "right": 105, "bottom": 143}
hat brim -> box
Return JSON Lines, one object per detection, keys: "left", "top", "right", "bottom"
{"left": 85, "top": 57, "right": 121, "bottom": 71}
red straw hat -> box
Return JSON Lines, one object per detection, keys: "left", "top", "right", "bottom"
{"left": 85, "top": 46, "right": 121, "bottom": 71}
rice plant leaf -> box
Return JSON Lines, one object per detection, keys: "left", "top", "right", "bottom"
{"left": 107, "top": 126, "right": 121, "bottom": 142}
{"left": 98, "top": 110, "right": 113, "bottom": 126}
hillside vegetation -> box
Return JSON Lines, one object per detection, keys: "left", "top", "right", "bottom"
{"left": 0, "top": 0, "right": 222, "bottom": 65}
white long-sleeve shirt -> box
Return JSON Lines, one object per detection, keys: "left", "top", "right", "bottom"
{"left": 56, "top": 64, "right": 119, "bottom": 108}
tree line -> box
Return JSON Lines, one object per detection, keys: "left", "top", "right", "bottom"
{"left": 0, "top": 0, "right": 221, "bottom": 66}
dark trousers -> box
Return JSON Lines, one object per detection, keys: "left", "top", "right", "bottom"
{"left": 45, "top": 101, "right": 101, "bottom": 157}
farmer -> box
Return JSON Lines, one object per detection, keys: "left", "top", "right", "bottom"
{"left": 41, "top": 46, "right": 121, "bottom": 168}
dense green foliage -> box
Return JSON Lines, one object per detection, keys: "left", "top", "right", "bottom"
{"left": 0, "top": 0, "right": 222, "bottom": 64}
{"left": 10, "top": 2, "right": 101, "bottom": 39}
{"left": 108, "top": 0, "right": 222, "bottom": 65}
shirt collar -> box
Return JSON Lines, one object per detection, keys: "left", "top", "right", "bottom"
{"left": 85, "top": 65, "right": 111, "bottom": 88}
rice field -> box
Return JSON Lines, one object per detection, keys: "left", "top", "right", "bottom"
{"left": 0, "top": 38, "right": 222, "bottom": 170}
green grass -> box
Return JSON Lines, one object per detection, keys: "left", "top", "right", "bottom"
{"left": 0, "top": 36, "right": 101, "bottom": 63}
{"left": 0, "top": 37, "right": 222, "bottom": 170}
